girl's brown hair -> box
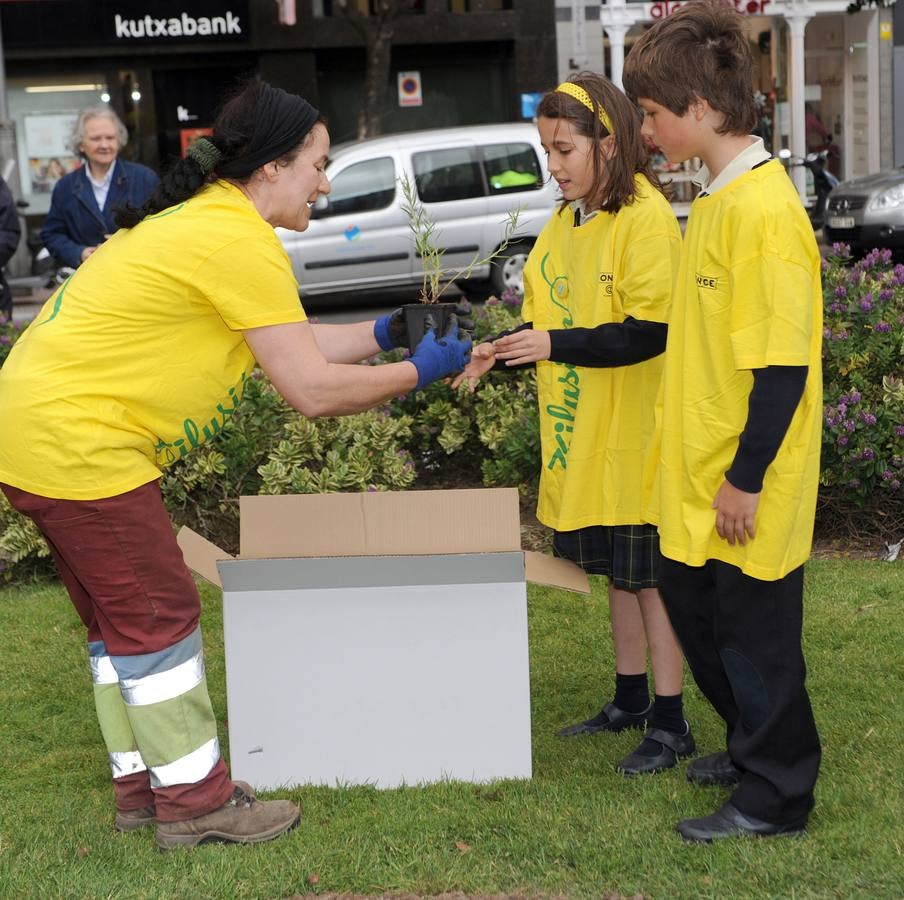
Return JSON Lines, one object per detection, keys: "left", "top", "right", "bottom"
{"left": 536, "top": 71, "right": 666, "bottom": 216}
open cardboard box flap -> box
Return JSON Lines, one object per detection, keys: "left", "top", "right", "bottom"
{"left": 177, "top": 487, "right": 589, "bottom": 593}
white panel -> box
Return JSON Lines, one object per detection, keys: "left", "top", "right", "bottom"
{"left": 222, "top": 575, "right": 532, "bottom": 789}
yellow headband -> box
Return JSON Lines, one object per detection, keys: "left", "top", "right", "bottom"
{"left": 555, "top": 82, "right": 614, "bottom": 135}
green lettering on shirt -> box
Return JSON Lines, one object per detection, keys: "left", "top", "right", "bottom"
{"left": 538, "top": 251, "right": 581, "bottom": 472}
{"left": 154, "top": 370, "right": 248, "bottom": 467}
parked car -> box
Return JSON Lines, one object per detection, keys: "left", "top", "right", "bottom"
{"left": 823, "top": 169, "right": 904, "bottom": 256}
{"left": 277, "top": 123, "right": 560, "bottom": 302}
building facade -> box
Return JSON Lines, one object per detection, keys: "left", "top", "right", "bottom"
{"left": 0, "top": 0, "right": 557, "bottom": 230}
{"left": 555, "top": 0, "right": 894, "bottom": 205}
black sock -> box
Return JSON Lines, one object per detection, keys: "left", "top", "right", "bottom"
{"left": 649, "top": 693, "right": 685, "bottom": 733}
{"left": 635, "top": 693, "right": 686, "bottom": 756}
{"left": 613, "top": 672, "right": 650, "bottom": 715}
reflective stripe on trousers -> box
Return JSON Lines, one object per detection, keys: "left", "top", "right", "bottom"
{"left": 88, "top": 626, "right": 220, "bottom": 787}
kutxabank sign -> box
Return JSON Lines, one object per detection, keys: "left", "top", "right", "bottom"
{"left": 0, "top": 1, "right": 250, "bottom": 48}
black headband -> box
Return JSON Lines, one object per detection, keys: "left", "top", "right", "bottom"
{"left": 216, "top": 83, "right": 321, "bottom": 178}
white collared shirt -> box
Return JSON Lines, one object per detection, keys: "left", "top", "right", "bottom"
{"left": 568, "top": 198, "right": 601, "bottom": 225}
{"left": 692, "top": 136, "right": 771, "bottom": 197}
{"left": 86, "top": 163, "right": 115, "bottom": 211}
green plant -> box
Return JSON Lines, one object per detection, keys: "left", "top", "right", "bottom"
{"left": 0, "top": 491, "right": 53, "bottom": 583}
{"left": 258, "top": 409, "right": 417, "bottom": 495}
{"left": 160, "top": 372, "right": 294, "bottom": 555}
{"left": 387, "top": 297, "right": 540, "bottom": 496}
{"left": 0, "top": 316, "right": 29, "bottom": 367}
{"left": 162, "top": 378, "right": 418, "bottom": 556}
{"left": 399, "top": 172, "right": 523, "bottom": 303}
{"left": 820, "top": 246, "right": 904, "bottom": 506}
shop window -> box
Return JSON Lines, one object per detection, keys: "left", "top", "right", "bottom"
{"left": 314, "top": 0, "right": 424, "bottom": 15}
{"left": 7, "top": 76, "right": 110, "bottom": 215}
{"left": 481, "top": 142, "right": 542, "bottom": 194}
{"left": 313, "top": 156, "right": 396, "bottom": 217}
{"left": 413, "top": 147, "right": 483, "bottom": 203}
{"left": 449, "top": 0, "right": 513, "bottom": 11}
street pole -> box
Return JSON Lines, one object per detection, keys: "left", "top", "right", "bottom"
{"left": 0, "top": 10, "right": 29, "bottom": 280}
{"left": 0, "top": 10, "right": 19, "bottom": 182}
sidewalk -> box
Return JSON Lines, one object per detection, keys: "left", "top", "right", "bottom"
{"left": 9, "top": 276, "right": 54, "bottom": 324}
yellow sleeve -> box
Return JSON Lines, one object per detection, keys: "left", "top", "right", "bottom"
{"left": 728, "top": 253, "right": 813, "bottom": 369}
{"left": 197, "top": 236, "right": 307, "bottom": 331}
{"left": 617, "top": 225, "right": 680, "bottom": 325}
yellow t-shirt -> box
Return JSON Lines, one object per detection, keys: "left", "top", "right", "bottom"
{"left": 644, "top": 160, "right": 823, "bottom": 580}
{"left": 523, "top": 175, "right": 681, "bottom": 530}
{"left": 0, "top": 181, "right": 306, "bottom": 500}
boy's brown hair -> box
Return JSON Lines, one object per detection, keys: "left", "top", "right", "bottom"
{"left": 536, "top": 71, "right": 665, "bottom": 215}
{"left": 622, "top": 0, "right": 756, "bottom": 135}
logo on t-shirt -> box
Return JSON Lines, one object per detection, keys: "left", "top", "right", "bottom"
{"left": 599, "top": 272, "right": 614, "bottom": 296}
{"left": 696, "top": 273, "right": 719, "bottom": 290}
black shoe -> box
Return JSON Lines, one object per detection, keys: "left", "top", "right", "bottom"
{"left": 555, "top": 701, "right": 650, "bottom": 737}
{"left": 677, "top": 801, "right": 807, "bottom": 843}
{"left": 617, "top": 723, "right": 696, "bottom": 776}
{"left": 686, "top": 750, "right": 741, "bottom": 786}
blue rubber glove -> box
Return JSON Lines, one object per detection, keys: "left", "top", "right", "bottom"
{"left": 410, "top": 313, "right": 472, "bottom": 390}
{"left": 373, "top": 308, "right": 406, "bottom": 352}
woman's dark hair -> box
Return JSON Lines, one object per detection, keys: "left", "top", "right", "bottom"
{"left": 537, "top": 72, "right": 666, "bottom": 216}
{"left": 116, "top": 79, "right": 322, "bottom": 228}
{"left": 622, "top": 0, "right": 756, "bottom": 136}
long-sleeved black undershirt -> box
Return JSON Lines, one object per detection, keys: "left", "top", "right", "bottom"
{"left": 491, "top": 323, "right": 808, "bottom": 494}
{"left": 491, "top": 317, "right": 667, "bottom": 370}
{"left": 725, "top": 365, "right": 808, "bottom": 493}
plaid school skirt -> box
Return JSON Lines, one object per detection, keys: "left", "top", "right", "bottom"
{"left": 552, "top": 524, "right": 660, "bottom": 591}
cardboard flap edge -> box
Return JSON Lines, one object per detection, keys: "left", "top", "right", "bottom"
{"left": 177, "top": 527, "right": 233, "bottom": 588}
{"left": 524, "top": 550, "right": 590, "bottom": 594}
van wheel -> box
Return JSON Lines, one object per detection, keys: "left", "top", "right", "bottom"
{"left": 455, "top": 277, "right": 492, "bottom": 301}
{"left": 490, "top": 240, "right": 532, "bottom": 298}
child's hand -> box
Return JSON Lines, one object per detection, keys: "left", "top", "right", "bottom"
{"left": 712, "top": 480, "right": 760, "bottom": 546}
{"left": 450, "top": 342, "right": 495, "bottom": 392}
{"left": 493, "top": 329, "right": 551, "bottom": 365}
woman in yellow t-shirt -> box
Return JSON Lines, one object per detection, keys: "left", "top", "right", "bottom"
{"left": 458, "top": 74, "right": 691, "bottom": 776}
{"left": 0, "top": 80, "right": 470, "bottom": 851}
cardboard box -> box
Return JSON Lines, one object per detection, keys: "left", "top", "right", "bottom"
{"left": 178, "top": 487, "right": 588, "bottom": 790}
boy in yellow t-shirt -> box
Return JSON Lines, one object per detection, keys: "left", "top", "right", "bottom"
{"left": 624, "top": 0, "right": 822, "bottom": 842}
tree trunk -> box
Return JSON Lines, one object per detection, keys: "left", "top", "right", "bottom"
{"left": 336, "top": 0, "right": 416, "bottom": 140}
{"left": 358, "top": 18, "right": 395, "bottom": 139}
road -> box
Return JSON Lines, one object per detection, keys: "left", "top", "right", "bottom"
{"left": 9, "top": 279, "right": 465, "bottom": 327}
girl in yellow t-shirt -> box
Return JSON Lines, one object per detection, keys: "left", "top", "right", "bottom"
{"left": 458, "top": 73, "right": 691, "bottom": 775}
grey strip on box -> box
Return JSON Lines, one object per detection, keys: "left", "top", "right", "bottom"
{"left": 217, "top": 552, "right": 525, "bottom": 592}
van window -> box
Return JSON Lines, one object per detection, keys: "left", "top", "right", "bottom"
{"left": 315, "top": 156, "right": 396, "bottom": 217}
{"left": 482, "top": 142, "right": 543, "bottom": 194}
{"left": 413, "top": 147, "right": 483, "bottom": 203}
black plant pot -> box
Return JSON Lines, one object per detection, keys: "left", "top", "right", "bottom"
{"left": 402, "top": 302, "right": 459, "bottom": 354}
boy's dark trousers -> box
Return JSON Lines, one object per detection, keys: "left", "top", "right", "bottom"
{"left": 658, "top": 554, "right": 821, "bottom": 825}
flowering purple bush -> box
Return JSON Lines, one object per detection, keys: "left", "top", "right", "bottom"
{"left": 0, "top": 316, "right": 30, "bottom": 368}
{"left": 821, "top": 245, "right": 904, "bottom": 504}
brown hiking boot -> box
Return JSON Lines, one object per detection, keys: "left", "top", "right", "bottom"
{"left": 155, "top": 781, "right": 300, "bottom": 850}
{"left": 114, "top": 805, "right": 157, "bottom": 832}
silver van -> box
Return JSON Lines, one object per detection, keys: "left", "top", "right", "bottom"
{"left": 277, "top": 123, "right": 560, "bottom": 300}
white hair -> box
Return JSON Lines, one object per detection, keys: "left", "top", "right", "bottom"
{"left": 69, "top": 106, "right": 128, "bottom": 157}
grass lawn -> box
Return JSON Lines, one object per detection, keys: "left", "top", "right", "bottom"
{"left": 0, "top": 559, "right": 901, "bottom": 899}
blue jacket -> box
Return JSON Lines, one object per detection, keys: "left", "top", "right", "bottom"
{"left": 41, "top": 159, "right": 159, "bottom": 269}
